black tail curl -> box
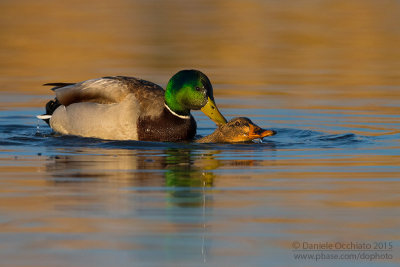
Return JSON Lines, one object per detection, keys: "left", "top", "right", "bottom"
{"left": 39, "top": 98, "right": 61, "bottom": 125}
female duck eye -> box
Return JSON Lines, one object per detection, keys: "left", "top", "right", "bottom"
{"left": 235, "top": 121, "right": 240, "bottom": 126}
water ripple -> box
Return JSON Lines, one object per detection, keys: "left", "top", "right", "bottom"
{"left": 0, "top": 121, "right": 375, "bottom": 153}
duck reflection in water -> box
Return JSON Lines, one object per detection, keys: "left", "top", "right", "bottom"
{"left": 44, "top": 146, "right": 269, "bottom": 262}
{"left": 164, "top": 148, "right": 214, "bottom": 207}
{"left": 45, "top": 146, "right": 265, "bottom": 200}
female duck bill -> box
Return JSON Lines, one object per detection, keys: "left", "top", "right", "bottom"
{"left": 248, "top": 124, "right": 276, "bottom": 139}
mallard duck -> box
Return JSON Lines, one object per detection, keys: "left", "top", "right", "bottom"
{"left": 37, "top": 70, "right": 227, "bottom": 141}
{"left": 196, "top": 117, "right": 276, "bottom": 143}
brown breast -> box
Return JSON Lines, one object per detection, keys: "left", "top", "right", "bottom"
{"left": 137, "top": 108, "right": 197, "bottom": 142}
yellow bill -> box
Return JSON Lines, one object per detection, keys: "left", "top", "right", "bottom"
{"left": 201, "top": 97, "right": 227, "bottom": 125}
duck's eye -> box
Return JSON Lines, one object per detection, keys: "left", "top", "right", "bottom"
{"left": 195, "top": 87, "right": 201, "bottom": 91}
{"left": 235, "top": 121, "right": 241, "bottom": 126}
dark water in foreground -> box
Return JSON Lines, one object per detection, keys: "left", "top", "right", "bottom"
{"left": 1, "top": 106, "right": 399, "bottom": 267}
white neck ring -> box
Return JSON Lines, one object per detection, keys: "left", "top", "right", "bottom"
{"left": 164, "top": 103, "right": 191, "bottom": 119}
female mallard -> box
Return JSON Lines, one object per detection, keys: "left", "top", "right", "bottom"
{"left": 38, "top": 70, "right": 227, "bottom": 141}
{"left": 196, "top": 117, "right": 276, "bottom": 143}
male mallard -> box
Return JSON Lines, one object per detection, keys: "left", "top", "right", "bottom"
{"left": 196, "top": 117, "right": 276, "bottom": 143}
{"left": 38, "top": 70, "right": 227, "bottom": 141}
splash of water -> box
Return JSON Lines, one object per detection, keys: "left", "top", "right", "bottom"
{"left": 35, "top": 119, "right": 41, "bottom": 136}
{"left": 252, "top": 138, "right": 263, "bottom": 144}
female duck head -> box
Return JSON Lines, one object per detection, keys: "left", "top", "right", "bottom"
{"left": 165, "top": 70, "right": 227, "bottom": 125}
{"left": 196, "top": 117, "right": 276, "bottom": 143}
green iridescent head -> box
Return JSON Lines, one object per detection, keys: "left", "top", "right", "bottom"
{"left": 165, "top": 70, "right": 227, "bottom": 125}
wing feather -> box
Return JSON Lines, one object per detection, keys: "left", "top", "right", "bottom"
{"left": 44, "top": 76, "right": 165, "bottom": 108}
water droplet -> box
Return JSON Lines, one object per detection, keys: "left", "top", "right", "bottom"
{"left": 35, "top": 119, "right": 41, "bottom": 136}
